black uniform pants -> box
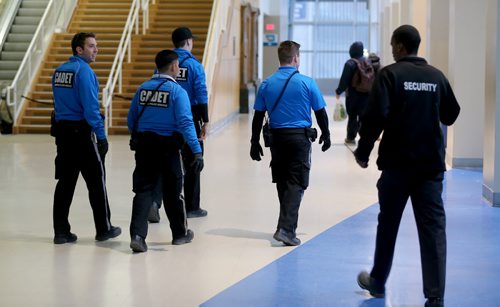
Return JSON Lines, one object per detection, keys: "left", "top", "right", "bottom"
{"left": 181, "top": 140, "right": 204, "bottom": 212}
{"left": 371, "top": 170, "right": 446, "bottom": 298}
{"left": 345, "top": 94, "right": 368, "bottom": 141}
{"left": 53, "top": 121, "right": 112, "bottom": 236}
{"left": 270, "top": 130, "right": 312, "bottom": 234}
{"left": 130, "top": 132, "right": 188, "bottom": 239}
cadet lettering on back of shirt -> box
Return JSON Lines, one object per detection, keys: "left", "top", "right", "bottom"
{"left": 53, "top": 71, "right": 74, "bottom": 88}
{"left": 176, "top": 67, "right": 188, "bottom": 81}
{"left": 139, "top": 89, "right": 170, "bottom": 107}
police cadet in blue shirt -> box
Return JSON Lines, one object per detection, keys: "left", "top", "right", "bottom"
{"left": 173, "top": 27, "right": 209, "bottom": 218}
{"left": 52, "top": 32, "right": 121, "bottom": 244}
{"left": 250, "top": 40, "right": 331, "bottom": 246}
{"left": 147, "top": 27, "right": 209, "bottom": 222}
{"left": 128, "top": 49, "right": 204, "bottom": 253}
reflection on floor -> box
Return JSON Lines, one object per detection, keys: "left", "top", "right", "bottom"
{"left": 0, "top": 106, "right": 498, "bottom": 306}
{"left": 202, "top": 168, "right": 500, "bottom": 307}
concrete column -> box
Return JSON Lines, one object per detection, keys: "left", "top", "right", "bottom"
{"left": 427, "top": 0, "right": 449, "bottom": 75}
{"left": 409, "top": 0, "right": 428, "bottom": 58}
{"left": 483, "top": 0, "right": 500, "bottom": 206}
{"left": 446, "top": 0, "right": 487, "bottom": 168}
{"left": 399, "top": 0, "right": 411, "bottom": 24}
{"left": 381, "top": 1, "right": 393, "bottom": 65}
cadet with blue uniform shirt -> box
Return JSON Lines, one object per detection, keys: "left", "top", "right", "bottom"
{"left": 128, "top": 49, "right": 204, "bottom": 253}
{"left": 250, "top": 40, "right": 331, "bottom": 246}
{"left": 147, "top": 27, "right": 209, "bottom": 222}
{"left": 173, "top": 27, "right": 209, "bottom": 219}
{"left": 51, "top": 32, "right": 121, "bottom": 244}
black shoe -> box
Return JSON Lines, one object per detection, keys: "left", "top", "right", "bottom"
{"left": 344, "top": 138, "right": 356, "bottom": 145}
{"left": 130, "top": 235, "right": 148, "bottom": 253}
{"left": 425, "top": 297, "right": 444, "bottom": 307}
{"left": 273, "top": 229, "right": 301, "bottom": 246}
{"left": 54, "top": 232, "right": 77, "bottom": 244}
{"left": 187, "top": 208, "right": 208, "bottom": 218}
{"left": 95, "top": 226, "right": 122, "bottom": 241}
{"left": 357, "top": 271, "right": 385, "bottom": 298}
{"left": 172, "top": 229, "right": 194, "bottom": 245}
{"left": 148, "top": 202, "right": 160, "bottom": 223}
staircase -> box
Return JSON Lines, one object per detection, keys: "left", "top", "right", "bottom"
{"left": 0, "top": 0, "right": 50, "bottom": 89}
{"left": 16, "top": 0, "right": 214, "bottom": 134}
{"left": 16, "top": 0, "right": 133, "bottom": 133}
{"left": 108, "top": 0, "right": 213, "bottom": 134}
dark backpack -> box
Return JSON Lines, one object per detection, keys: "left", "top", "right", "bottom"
{"left": 351, "top": 58, "right": 374, "bottom": 93}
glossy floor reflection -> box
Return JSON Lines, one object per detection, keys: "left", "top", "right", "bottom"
{"left": 1, "top": 99, "right": 497, "bottom": 306}
{"left": 203, "top": 168, "right": 500, "bottom": 307}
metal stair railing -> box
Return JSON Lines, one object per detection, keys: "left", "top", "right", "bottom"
{"left": 102, "top": 0, "right": 153, "bottom": 132}
{"left": 6, "top": 0, "right": 77, "bottom": 125}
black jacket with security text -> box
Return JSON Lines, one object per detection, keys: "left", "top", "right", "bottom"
{"left": 355, "top": 56, "right": 460, "bottom": 171}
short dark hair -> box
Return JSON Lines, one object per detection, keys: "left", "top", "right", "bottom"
{"left": 172, "top": 27, "right": 193, "bottom": 48}
{"left": 155, "top": 49, "right": 179, "bottom": 72}
{"left": 392, "top": 25, "right": 421, "bottom": 55}
{"left": 71, "top": 32, "right": 95, "bottom": 55}
{"left": 278, "top": 40, "right": 300, "bottom": 64}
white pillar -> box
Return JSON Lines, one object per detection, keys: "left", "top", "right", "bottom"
{"left": 409, "top": 0, "right": 428, "bottom": 58}
{"left": 400, "top": 0, "right": 411, "bottom": 24}
{"left": 446, "top": 0, "right": 487, "bottom": 168}
{"left": 483, "top": 0, "right": 500, "bottom": 206}
{"left": 427, "top": 0, "right": 450, "bottom": 75}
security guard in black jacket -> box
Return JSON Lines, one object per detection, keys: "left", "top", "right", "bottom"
{"left": 250, "top": 41, "right": 331, "bottom": 246}
{"left": 354, "top": 25, "right": 460, "bottom": 307}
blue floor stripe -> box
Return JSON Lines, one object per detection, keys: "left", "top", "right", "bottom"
{"left": 201, "top": 169, "right": 500, "bottom": 307}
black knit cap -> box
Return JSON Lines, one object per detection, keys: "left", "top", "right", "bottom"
{"left": 349, "top": 41, "right": 364, "bottom": 58}
{"left": 172, "top": 27, "right": 196, "bottom": 44}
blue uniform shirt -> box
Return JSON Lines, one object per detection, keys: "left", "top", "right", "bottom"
{"left": 127, "top": 74, "right": 202, "bottom": 154}
{"left": 173, "top": 48, "right": 208, "bottom": 106}
{"left": 52, "top": 55, "right": 105, "bottom": 140}
{"left": 254, "top": 66, "right": 326, "bottom": 128}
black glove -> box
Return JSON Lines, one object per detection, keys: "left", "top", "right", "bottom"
{"left": 319, "top": 134, "right": 331, "bottom": 152}
{"left": 190, "top": 153, "right": 204, "bottom": 173}
{"left": 250, "top": 142, "right": 263, "bottom": 161}
{"left": 353, "top": 148, "right": 368, "bottom": 168}
{"left": 129, "top": 132, "right": 138, "bottom": 151}
{"left": 97, "top": 138, "right": 109, "bottom": 158}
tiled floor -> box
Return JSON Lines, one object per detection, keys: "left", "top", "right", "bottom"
{"left": 1, "top": 100, "right": 498, "bottom": 306}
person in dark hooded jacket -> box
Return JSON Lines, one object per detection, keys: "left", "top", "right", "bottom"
{"left": 335, "top": 41, "right": 369, "bottom": 144}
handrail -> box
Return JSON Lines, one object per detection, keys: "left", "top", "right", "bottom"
{"left": 6, "top": 0, "right": 77, "bottom": 124}
{"left": 102, "top": 0, "right": 151, "bottom": 132}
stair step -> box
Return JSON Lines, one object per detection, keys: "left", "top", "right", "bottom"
{"left": 0, "top": 61, "right": 21, "bottom": 70}
{"left": 24, "top": 107, "right": 53, "bottom": 116}
{"left": 10, "top": 25, "right": 37, "bottom": 33}
{"left": 21, "top": 1, "right": 50, "bottom": 9}
{"left": 6, "top": 33, "right": 34, "bottom": 42}
{"left": 0, "top": 52, "right": 24, "bottom": 61}
{"left": 0, "top": 71, "right": 16, "bottom": 79}
{"left": 22, "top": 116, "right": 51, "bottom": 125}
{"left": 3, "top": 42, "right": 30, "bottom": 51}
{"left": 17, "top": 8, "right": 46, "bottom": 17}
{"left": 13, "top": 16, "right": 42, "bottom": 25}
{"left": 16, "top": 124, "right": 51, "bottom": 134}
